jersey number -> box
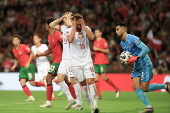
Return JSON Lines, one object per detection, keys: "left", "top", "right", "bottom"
{"left": 80, "top": 43, "right": 85, "bottom": 49}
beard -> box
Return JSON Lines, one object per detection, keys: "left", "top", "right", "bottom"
{"left": 116, "top": 33, "right": 123, "bottom": 39}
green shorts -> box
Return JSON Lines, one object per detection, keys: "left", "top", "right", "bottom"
{"left": 48, "top": 63, "right": 60, "bottom": 76}
{"left": 94, "top": 64, "right": 108, "bottom": 74}
{"left": 19, "top": 63, "right": 35, "bottom": 81}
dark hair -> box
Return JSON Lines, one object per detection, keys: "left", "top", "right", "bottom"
{"left": 45, "top": 17, "right": 56, "bottom": 25}
{"left": 73, "top": 13, "right": 83, "bottom": 20}
{"left": 94, "top": 28, "right": 102, "bottom": 32}
{"left": 116, "top": 22, "right": 127, "bottom": 28}
{"left": 13, "top": 35, "right": 21, "bottom": 40}
{"left": 33, "top": 33, "right": 41, "bottom": 38}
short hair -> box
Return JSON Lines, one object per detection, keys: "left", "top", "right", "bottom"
{"left": 45, "top": 17, "right": 56, "bottom": 25}
{"left": 33, "top": 33, "right": 41, "bottom": 38}
{"left": 116, "top": 22, "right": 127, "bottom": 28}
{"left": 13, "top": 35, "right": 21, "bottom": 40}
{"left": 94, "top": 28, "right": 102, "bottom": 32}
{"left": 73, "top": 13, "right": 83, "bottom": 20}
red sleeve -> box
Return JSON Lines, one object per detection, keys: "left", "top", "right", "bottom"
{"left": 103, "top": 39, "right": 109, "bottom": 49}
{"left": 24, "top": 45, "right": 32, "bottom": 54}
{"left": 56, "top": 31, "right": 63, "bottom": 42}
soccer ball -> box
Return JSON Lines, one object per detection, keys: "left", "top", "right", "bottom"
{"left": 119, "top": 51, "right": 132, "bottom": 64}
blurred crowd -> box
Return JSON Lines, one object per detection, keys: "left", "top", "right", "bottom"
{"left": 0, "top": 0, "right": 170, "bottom": 74}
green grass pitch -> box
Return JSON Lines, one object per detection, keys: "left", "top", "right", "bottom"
{"left": 0, "top": 91, "right": 169, "bottom": 113}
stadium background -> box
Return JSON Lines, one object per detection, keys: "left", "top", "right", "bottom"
{"left": 0, "top": 0, "right": 170, "bottom": 91}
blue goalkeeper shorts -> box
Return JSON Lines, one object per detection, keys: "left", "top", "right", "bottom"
{"left": 131, "top": 65, "right": 153, "bottom": 82}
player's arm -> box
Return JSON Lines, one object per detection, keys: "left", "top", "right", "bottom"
{"left": 67, "top": 19, "right": 76, "bottom": 43}
{"left": 49, "top": 16, "right": 64, "bottom": 30}
{"left": 93, "top": 47, "right": 109, "bottom": 54}
{"left": 127, "top": 42, "right": 150, "bottom": 63}
{"left": 66, "top": 12, "right": 73, "bottom": 28}
{"left": 80, "top": 19, "right": 94, "bottom": 40}
{"left": 137, "top": 42, "right": 150, "bottom": 57}
{"left": 25, "top": 52, "right": 34, "bottom": 69}
{"left": 11, "top": 59, "right": 18, "bottom": 71}
{"left": 36, "top": 47, "right": 51, "bottom": 58}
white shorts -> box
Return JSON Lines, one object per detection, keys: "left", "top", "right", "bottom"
{"left": 71, "top": 62, "right": 95, "bottom": 82}
{"left": 58, "top": 59, "right": 74, "bottom": 77}
{"left": 37, "top": 62, "right": 50, "bottom": 80}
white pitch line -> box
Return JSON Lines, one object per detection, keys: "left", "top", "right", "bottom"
{"left": 0, "top": 99, "right": 68, "bottom": 106}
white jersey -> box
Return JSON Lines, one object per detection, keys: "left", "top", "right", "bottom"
{"left": 60, "top": 25, "right": 70, "bottom": 59}
{"left": 31, "top": 44, "right": 50, "bottom": 65}
{"left": 68, "top": 26, "right": 92, "bottom": 66}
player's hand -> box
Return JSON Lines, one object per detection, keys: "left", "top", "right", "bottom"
{"left": 25, "top": 63, "right": 30, "bottom": 69}
{"left": 126, "top": 56, "right": 139, "bottom": 63}
{"left": 11, "top": 66, "right": 15, "bottom": 71}
{"left": 35, "top": 54, "right": 39, "bottom": 59}
{"left": 93, "top": 46, "right": 100, "bottom": 51}
{"left": 71, "top": 18, "right": 77, "bottom": 28}
{"left": 79, "top": 19, "right": 85, "bottom": 26}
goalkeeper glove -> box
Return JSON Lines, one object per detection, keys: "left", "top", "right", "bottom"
{"left": 127, "top": 56, "right": 139, "bottom": 63}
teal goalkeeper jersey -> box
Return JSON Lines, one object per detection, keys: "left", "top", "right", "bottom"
{"left": 120, "top": 34, "right": 152, "bottom": 67}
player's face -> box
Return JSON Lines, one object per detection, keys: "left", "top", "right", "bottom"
{"left": 94, "top": 30, "right": 102, "bottom": 38}
{"left": 63, "top": 15, "right": 67, "bottom": 24}
{"left": 33, "top": 35, "right": 41, "bottom": 45}
{"left": 12, "top": 37, "right": 20, "bottom": 46}
{"left": 45, "top": 23, "right": 50, "bottom": 32}
{"left": 115, "top": 26, "right": 123, "bottom": 38}
{"left": 76, "top": 19, "right": 82, "bottom": 30}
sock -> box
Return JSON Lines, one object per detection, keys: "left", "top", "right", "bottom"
{"left": 135, "top": 88, "right": 150, "bottom": 106}
{"left": 148, "top": 84, "right": 165, "bottom": 92}
{"left": 106, "top": 78, "right": 118, "bottom": 90}
{"left": 58, "top": 81, "right": 73, "bottom": 101}
{"left": 89, "top": 84, "right": 98, "bottom": 108}
{"left": 82, "top": 86, "right": 93, "bottom": 109}
{"left": 47, "top": 84, "right": 53, "bottom": 101}
{"left": 36, "top": 82, "right": 45, "bottom": 87}
{"left": 22, "top": 85, "right": 32, "bottom": 96}
{"left": 73, "top": 83, "right": 82, "bottom": 105}
{"left": 95, "top": 81, "right": 101, "bottom": 97}
{"left": 68, "top": 83, "right": 76, "bottom": 99}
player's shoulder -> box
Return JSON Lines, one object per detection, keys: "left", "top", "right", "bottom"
{"left": 41, "top": 44, "right": 48, "bottom": 47}
{"left": 127, "top": 34, "right": 139, "bottom": 41}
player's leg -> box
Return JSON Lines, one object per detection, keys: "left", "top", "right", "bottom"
{"left": 57, "top": 73, "right": 76, "bottom": 110}
{"left": 101, "top": 64, "right": 120, "bottom": 98}
{"left": 28, "top": 63, "right": 45, "bottom": 87}
{"left": 85, "top": 63, "right": 99, "bottom": 113}
{"left": 94, "top": 65, "right": 101, "bottom": 99}
{"left": 53, "top": 77, "right": 64, "bottom": 97}
{"left": 64, "top": 76, "right": 76, "bottom": 99}
{"left": 19, "top": 67, "right": 35, "bottom": 101}
{"left": 70, "top": 77, "right": 83, "bottom": 110}
{"left": 39, "top": 63, "right": 58, "bottom": 108}
{"left": 132, "top": 77, "right": 154, "bottom": 113}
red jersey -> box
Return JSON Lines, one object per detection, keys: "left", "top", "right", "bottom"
{"left": 48, "top": 30, "right": 63, "bottom": 63}
{"left": 12, "top": 44, "right": 31, "bottom": 67}
{"left": 93, "top": 38, "right": 109, "bottom": 65}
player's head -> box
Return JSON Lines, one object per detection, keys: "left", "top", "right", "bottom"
{"left": 94, "top": 28, "right": 102, "bottom": 38}
{"left": 63, "top": 12, "right": 74, "bottom": 24}
{"left": 33, "top": 34, "right": 41, "bottom": 45}
{"left": 45, "top": 17, "right": 56, "bottom": 31}
{"left": 73, "top": 13, "right": 83, "bottom": 30}
{"left": 12, "top": 35, "right": 21, "bottom": 46}
{"left": 115, "top": 22, "right": 127, "bottom": 38}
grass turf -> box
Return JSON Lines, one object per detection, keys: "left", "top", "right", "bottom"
{"left": 0, "top": 91, "right": 169, "bottom": 113}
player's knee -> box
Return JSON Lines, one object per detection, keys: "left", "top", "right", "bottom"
{"left": 141, "top": 87, "right": 148, "bottom": 92}
{"left": 132, "top": 84, "right": 140, "bottom": 90}
{"left": 102, "top": 77, "right": 108, "bottom": 81}
{"left": 46, "top": 75, "right": 54, "bottom": 84}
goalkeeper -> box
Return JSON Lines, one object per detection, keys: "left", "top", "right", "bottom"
{"left": 115, "top": 22, "right": 170, "bottom": 113}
